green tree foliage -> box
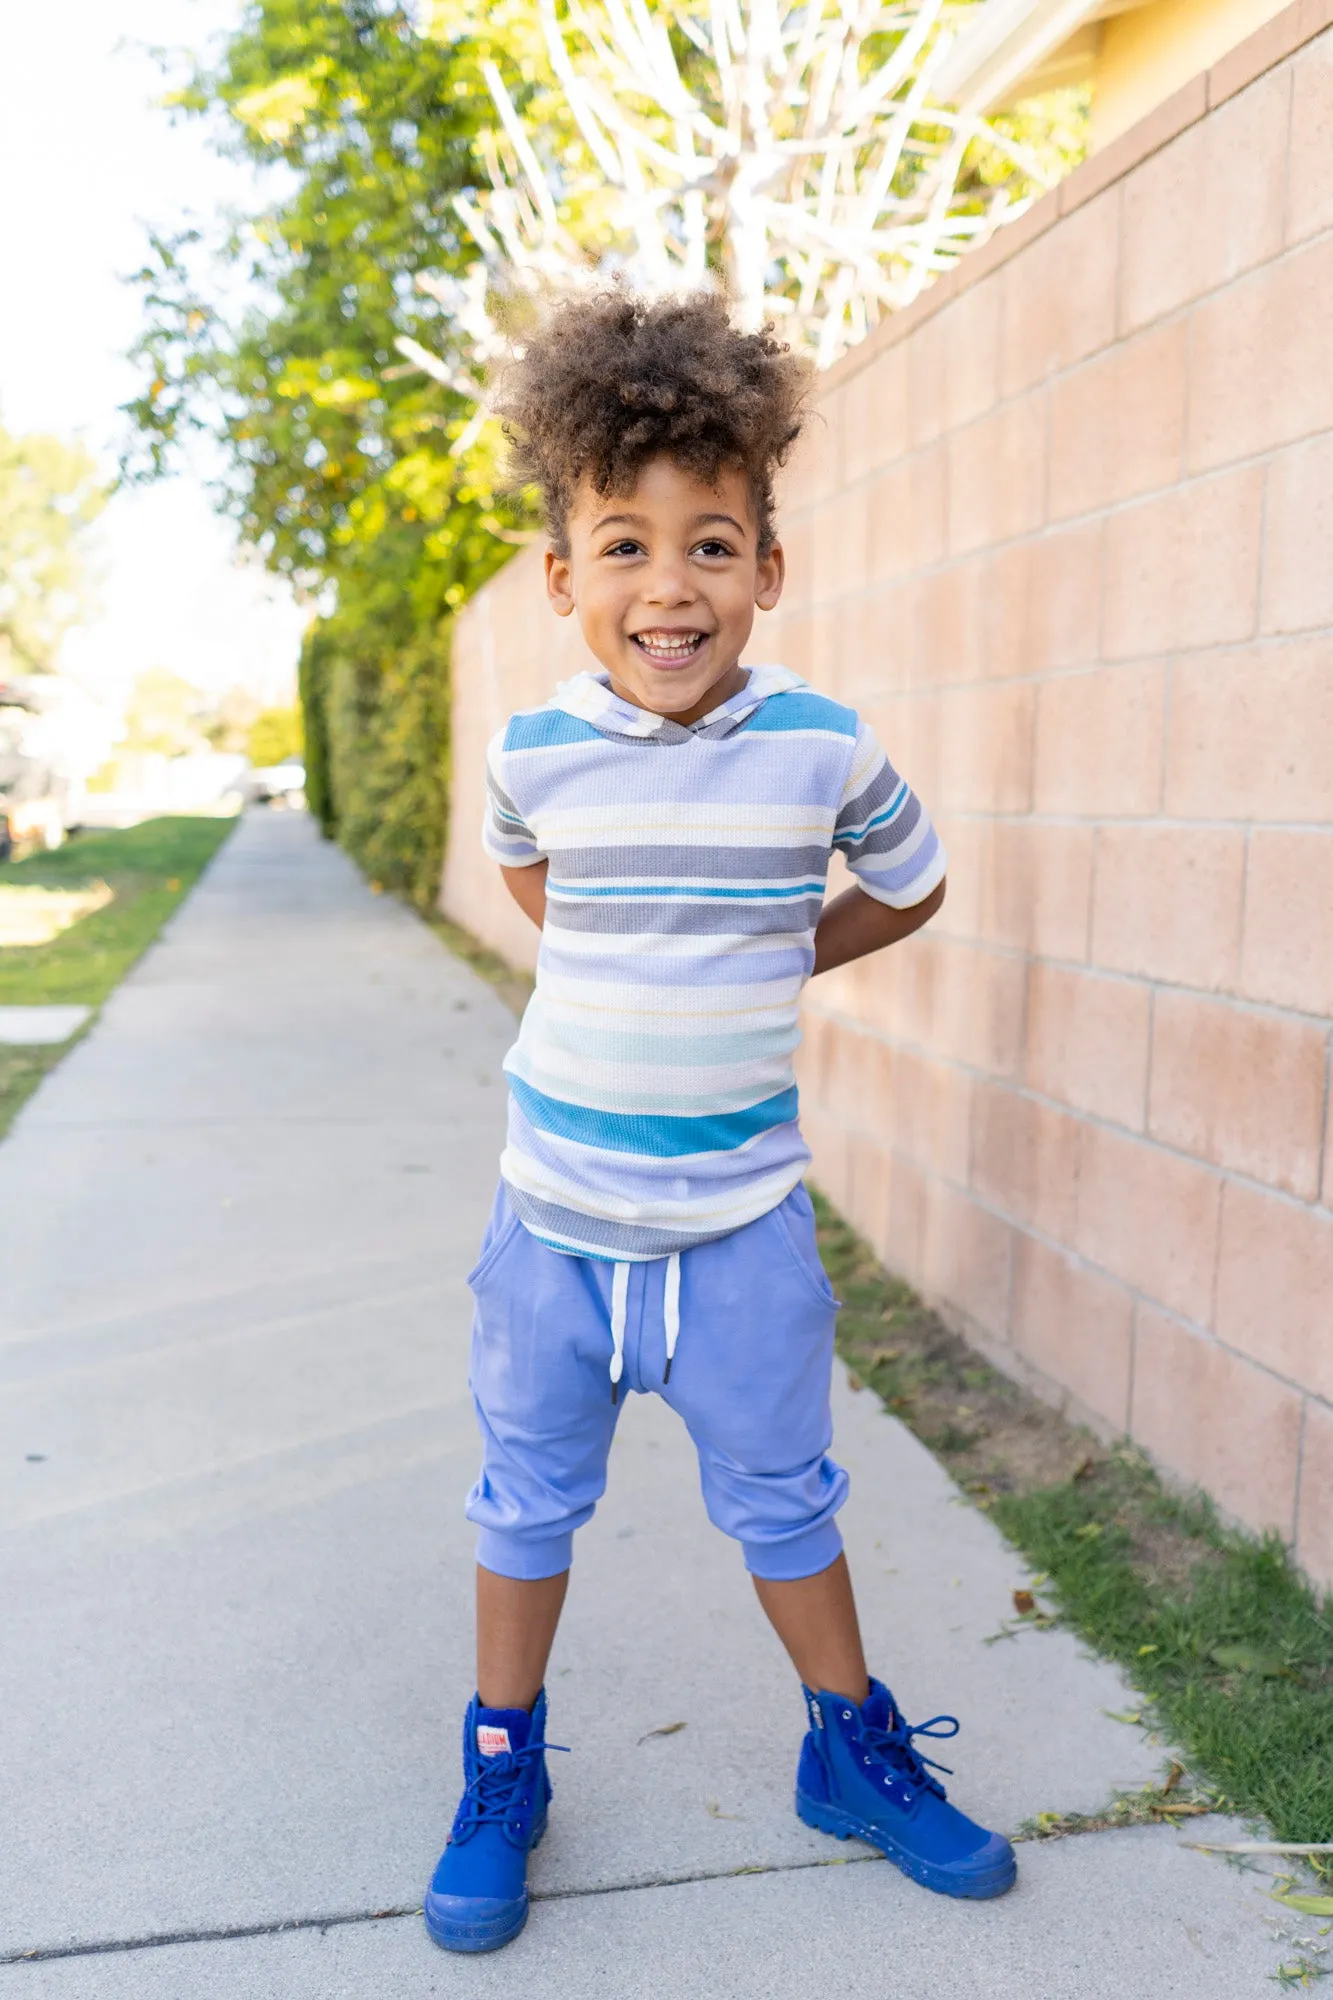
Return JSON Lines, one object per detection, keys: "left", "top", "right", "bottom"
{"left": 247, "top": 704, "right": 303, "bottom": 767}
{"left": 123, "top": 1, "right": 531, "bottom": 902}
{"left": 0, "top": 423, "right": 107, "bottom": 675}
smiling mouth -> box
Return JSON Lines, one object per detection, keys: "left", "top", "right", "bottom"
{"left": 630, "top": 630, "right": 709, "bottom": 665}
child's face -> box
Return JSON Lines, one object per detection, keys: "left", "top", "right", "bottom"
{"left": 545, "top": 455, "right": 784, "bottom": 723}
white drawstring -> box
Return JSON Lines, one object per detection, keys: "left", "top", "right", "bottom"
{"left": 663, "top": 1252, "right": 681, "bottom": 1384}
{"left": 609, "top": 1261, "right": 629, "bottom": 1403}
{"left": 608, "top": 1252, "right": 682, "bottom": 1397}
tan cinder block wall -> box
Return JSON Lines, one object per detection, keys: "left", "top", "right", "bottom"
{"left": 443, "top": 0, "right": 1333, "bottom": 1584}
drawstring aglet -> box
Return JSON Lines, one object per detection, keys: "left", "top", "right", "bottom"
{"left": 663, "top": 1356, "right": 673, "bottom": 1385}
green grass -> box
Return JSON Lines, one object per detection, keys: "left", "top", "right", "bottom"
{"left": 817, "top": 1191, "right": 1333, "bottom": 1848}
{"left": 0, "top": 816, "right": 235, "bottom": 1136}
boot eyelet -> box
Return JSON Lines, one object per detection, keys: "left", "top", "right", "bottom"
{"left": 842, "top": 1710, "right": 852, "bottom": 1720}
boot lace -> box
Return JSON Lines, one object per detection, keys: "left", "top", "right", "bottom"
{"left": 454, "top": 1738, "right": 569, "bottom": 1841}
{"left": 863, "top": 1706, "right": 960, "bottom": 1799}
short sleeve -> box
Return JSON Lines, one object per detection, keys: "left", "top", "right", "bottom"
{"left": 833, "top": 720, "right": 947, "bottom": 908}
{"left": 481, "top": 728, "right": 545, "bottom": 867}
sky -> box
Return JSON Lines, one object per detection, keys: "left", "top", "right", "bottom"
{"left": 0, "top": 0, "right": 307, "bottom": 711}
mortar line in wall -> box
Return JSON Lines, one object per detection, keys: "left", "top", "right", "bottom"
{"left": 1318, "top": 1034, "right": 1332, "bottom": 1201}
{"left": 1087, "top": 498, "right": 1108, "bottom": 663}
{"left": 829, "top": 1132, "right": 1331, "bottom": 1415}
{"left": 814, "top": 937, "right": 1333, "bottom": 1035}
{"left": 805, "top": 1008, "right": 1333, "bottom": 1221}
{"left": 1292, "top": 1395, "right": 1308, "bottom": 1548}
{"left": 823, "top": 180, "right": 1333, "bottom": 401}
{"left": 1142, "top": 986, "right": 1157, "bottom": 1136}
{"left": 814, "top": 627, "right": 1332, "bottom": 705}
{"left": 808, "top": 434, "right": 1333, "bottom": 627}
{"left": 932, "top": 807, "right": 1333, "bottom": 837}
{"left": 826, "top": 377, "right": 1333, "bottom": 524}
{"left": 1236, "top": 827, "right": 1253, "bottom": 993}
{"left": 1208, "top": 1165, "right": 1227, "bottom": 1332}
{"left": 1252, "top": 446, "right": 1274, "bottom": 644}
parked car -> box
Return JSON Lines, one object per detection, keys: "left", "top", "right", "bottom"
{"left": 0, "top": 690, "right": 69, "bottom": 860}
{"left": 246, "top": 760, "right": 306, "bottom": 806}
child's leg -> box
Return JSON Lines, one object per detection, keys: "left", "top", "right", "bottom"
{"left": 476, "top": 1565, "right": 570, "bottom": 1711}
{"left": 750, "top": 1552, "right": 869, "bottom": 1704}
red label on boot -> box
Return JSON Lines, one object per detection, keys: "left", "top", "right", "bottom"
{"left": 477, "top": 1725, "right": 512, "bottom": 1757}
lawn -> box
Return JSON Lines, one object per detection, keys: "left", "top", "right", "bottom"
{"left": 0, "top": 816, "right": 235, "bottom": 1137}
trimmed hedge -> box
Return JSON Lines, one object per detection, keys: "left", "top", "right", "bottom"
{"left": 297, "top": 606, "right": 451, "bottom": 910}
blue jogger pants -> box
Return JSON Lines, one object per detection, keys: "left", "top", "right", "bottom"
{"left": 464, "top": 1182, "right": 849, "bottom": 1582}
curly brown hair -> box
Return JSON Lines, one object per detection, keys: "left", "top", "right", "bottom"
{"left": 494, "top": 289, "right": 811, "bottom": 556}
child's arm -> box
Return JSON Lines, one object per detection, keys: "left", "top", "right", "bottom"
{"left": 501, "top": 860, "right": 548, "bottom": 930}
{"left": 811, "top": 878, "right": 945, "bottom": 978}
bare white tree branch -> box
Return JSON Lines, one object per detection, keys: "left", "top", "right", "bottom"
{"left": 404, "top": 0, "right": 1043, "bottom": 398}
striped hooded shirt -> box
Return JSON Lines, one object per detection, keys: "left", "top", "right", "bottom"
{"left": 482, "top": 664, "right": 946, "bottom": 1263}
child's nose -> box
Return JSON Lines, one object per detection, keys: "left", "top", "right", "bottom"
{"left": 642, "top": 557, "right": 696, "bottom": 604}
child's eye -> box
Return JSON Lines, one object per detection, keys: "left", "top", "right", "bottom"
{"left": 602, "top": 539, "right": 643, "bottom": 558}
{"left": 693, "top": 538, "right": 734, "bottom": 558}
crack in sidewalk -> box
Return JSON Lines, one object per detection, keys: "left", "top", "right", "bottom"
{"left": 1, "top": 1852, "right": 881, "bottom": 1967}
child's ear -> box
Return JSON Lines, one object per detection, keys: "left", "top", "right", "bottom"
{"left": 755, "top": 540, "right": 785, "bottom": 613}
{"left": 545, "top": 547, "right": 576, "bottom": 619}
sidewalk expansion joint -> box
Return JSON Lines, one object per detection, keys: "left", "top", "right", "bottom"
{"left": 1, "top": 1852, "right": 882, "bottom": 1966}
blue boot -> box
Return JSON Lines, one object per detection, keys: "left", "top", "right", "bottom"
{"left": 424, "top": 1691, "right": 561, "bottom": 1952}
{"left": 796, "top": 1678, "right": 1016, "bottom": 1899}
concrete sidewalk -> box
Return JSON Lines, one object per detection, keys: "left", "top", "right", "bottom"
{"left": 0, "top": 811, "right": 1297, "bottom": 1996}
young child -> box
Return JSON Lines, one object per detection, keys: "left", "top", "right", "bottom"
{"left": 425, "top": 290, "right": 1016, "bottom": 1954}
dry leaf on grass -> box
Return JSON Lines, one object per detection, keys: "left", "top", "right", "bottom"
{"left": 1012, "top": 1589, "right": 1035, "bottom": 1616}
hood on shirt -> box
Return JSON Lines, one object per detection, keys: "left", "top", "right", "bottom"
{"left": 550, "top": 665, "right": 806, "bottom": 743}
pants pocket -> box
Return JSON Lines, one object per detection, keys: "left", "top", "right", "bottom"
{"left": 467, "top": 1189, "right": 524, "bottom": 1291}
{"left": 771, "top": 1185, "right": 838, "bottom": 1308}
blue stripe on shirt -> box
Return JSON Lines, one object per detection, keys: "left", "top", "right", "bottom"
{"left": 744, "top": 693, "right": 858, "bottom": 737}
{"left": 508, "top": 1074, "right": 800, "bottom": 1158}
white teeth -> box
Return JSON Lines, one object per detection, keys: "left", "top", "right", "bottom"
{"left": 635, "top": 633, "right": 702, "bottom": 655}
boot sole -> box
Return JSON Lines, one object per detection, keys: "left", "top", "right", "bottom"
{"left": 796, "top": 1790, "right": 1017, "bottom": 1901}
{"left": 424, "top": 1817, "right": 546, "bottom": 1951}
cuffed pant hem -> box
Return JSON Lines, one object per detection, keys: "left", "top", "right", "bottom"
{"left": 741, "top": 1518, "right": 844, "bottom": 1581}
{"left": 475, "top": 1528, "right": 574, "bottom": 1581}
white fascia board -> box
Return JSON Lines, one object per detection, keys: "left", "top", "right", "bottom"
{"left": 934, "top": 0, "right": 1102, "bottom": 108}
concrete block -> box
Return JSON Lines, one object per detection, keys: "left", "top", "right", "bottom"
{"left": 1091, "top": 826, "right": 1245, "bottom": 990}
{"left": 1215, "top": 1181, "right": 1333, "bottom": 1402}
{"left": 1131, "top": 1306, "right": 1302, "bottom": 1533}
{"left": 1075, "top": 1126, "right": 1221, "bottom": 1322}
{"left": 1164, "top": 636, "right": 1333, "bottom": 820}
{"left": 1026, "top": 964, "right": 1151, "bottom": 1130}
{"left": 1148, "top": 992, "right": 1326, "bottom": 1198}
